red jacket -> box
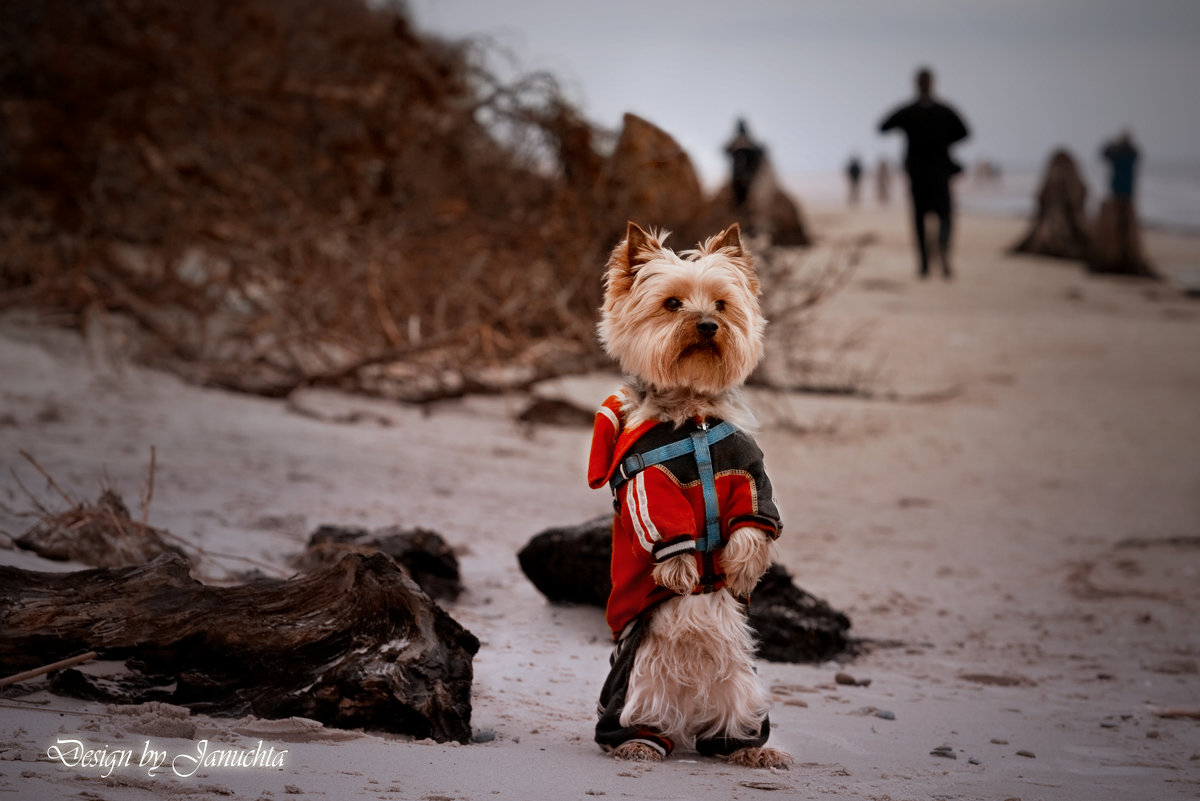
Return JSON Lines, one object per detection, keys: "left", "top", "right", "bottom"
{"left": 588, "top": 393, "right": 782, "bottom": 638}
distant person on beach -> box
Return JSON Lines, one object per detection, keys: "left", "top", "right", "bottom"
{"left": 875, "top": 158, "right": 891, "bottom": 205}
{"left": 879, "top": 67, "right": 970, "bottom": 278}
{"left": 1089, "top": 130, "right": 1154, "bottom": 276}
{"left": 974, "top": 159, "right": 1002, "bottom": 186}
{"left": 725, "top": 118, "right": 764, "bottom": 208}
{"left": 845, "top": 156, "right": 863, "bottom": 206}
{"left": 1102, "top": 131, "right": 1138, "bottom": 201}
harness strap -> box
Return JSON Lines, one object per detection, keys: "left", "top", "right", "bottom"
{"left": 608, "top": 421, "right": 737, "bottom": 554}
{"left": 690, "top": 428, "right": 722, "bottom": 552}
{"left": 609, "top": 422, "right": 736, "bottom": 493}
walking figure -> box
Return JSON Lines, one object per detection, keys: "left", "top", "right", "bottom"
{"left": 725, "top": 119, "right": 765, "bottom": 209}
{"left": 875, "top": 159, "right": 891, "bottom": 205}
{"left": 845, "top": 156, "right": 863, "bottom": 206}
{"left": 879, "top": 67, "right": 970, "bottom": 278}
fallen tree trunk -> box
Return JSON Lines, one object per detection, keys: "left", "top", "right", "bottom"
{"left": 518, "top": 516, "right": 854, "bottom": 662}
{"left": 0, "top": 552, "right": 479, "bottom": 743}
{"left": 293, "top": 524, "right": 464, "bottom": 601}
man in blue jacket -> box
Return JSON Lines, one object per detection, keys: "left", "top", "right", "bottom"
{"left": 880, "top": 67, "right": 970, "bottom": 279}
{"left": 1102, "top": 131, "right": 1138, "bottom": 200}
{"left": 1089, "top": 130, "right": 1154, "bottom": 276}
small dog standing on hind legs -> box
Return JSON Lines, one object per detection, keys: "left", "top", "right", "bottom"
{"left": 588, "top": 220, "right": 793, "bottom": 769}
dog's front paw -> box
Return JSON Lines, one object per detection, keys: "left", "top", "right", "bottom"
{"left": 652, "top": 552, "right": 699, "bottom": 595}
{"left": 722, "top": 527, "right": 774, "bottom": 597}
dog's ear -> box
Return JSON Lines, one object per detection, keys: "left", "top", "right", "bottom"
{"left": 604, "top": 221, "right": 661, "bottom": 300}
{"left": 703, "top": 222, "right": 759, "bottom": 295}
{"left": 624, "top": 221, "right": 661, "bottom": 270}
{"left": 704, "top": 223, "right": 744, "bottom": 258}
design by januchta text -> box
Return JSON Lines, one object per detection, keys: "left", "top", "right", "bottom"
{"left": 46, "top": 737, "right": 288, "bottom": 779}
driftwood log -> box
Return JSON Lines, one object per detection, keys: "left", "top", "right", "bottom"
{"left": 598, "top": 113, "right": 709, "bottom": 240}
{"left": 15, "top": 487, "right": 186, "bottom": 569}
{"left": 517, "top": 515, "right": 615, "bottom": 607}
{"left": 1010, "top": 149, "right": 1092, "bottom": 260}
{"left": 518, "top": 516, "right": 853, "bottom": 662}
{"left": 0, "top": 552, "right": 479, "bottom": 742}
{"left": 750, "top": 561, "right": 855, "bottom": 663}
{"left": 706, "top": 176, "right": 810, "bottom": 248}
{"left": 1088, "top": 196, "right": 1156, "bottom": 277}
{"left": 293, "top": 524, "right": 463, "bottom": 601}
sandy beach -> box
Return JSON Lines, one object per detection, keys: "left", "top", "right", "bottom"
{"left": 2, "top": 200, "right": 1199, "bottom": 801}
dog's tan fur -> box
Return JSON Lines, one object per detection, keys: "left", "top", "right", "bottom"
{"left": 598, "top": 221, "right": 792, "bottom": 769}
{"left": 600, "top": 223, "right": 764, "bottom": 431}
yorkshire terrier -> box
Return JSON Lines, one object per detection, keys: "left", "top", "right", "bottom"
{"left": 587, "top": 221, "right": 792, "bottom": 769}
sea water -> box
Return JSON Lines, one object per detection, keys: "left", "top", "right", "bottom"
{"left": 957, "top": 161, "right": 1200, "bottom": 236}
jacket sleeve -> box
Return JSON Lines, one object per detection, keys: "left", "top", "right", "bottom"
{"left": 725, "top": 451, "right": 782, "bottom": 540}
{"left": 587, "top": 396, "right": 623, "bottom": 489}
{"left": 617, "top": 466, "right": 699, "bottom": 564}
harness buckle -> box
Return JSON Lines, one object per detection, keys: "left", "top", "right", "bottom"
{"left": 619, "top": 453, "right": 644, "bottom": 481}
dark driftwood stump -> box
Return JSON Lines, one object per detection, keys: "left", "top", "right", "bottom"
{"left": 749, "top": 562, "right": 854, "bottom": 663}
{"left": 1010, "top": 149, "right": 1092, "bottom": 261}
{"left": 294, "top": 524, "right": 464, "bottom": 601}
{"left": 518, "top": 515, "right": 853, "bottom": 662}
{"left": 0, "top": 552, "right": 479, "bottom": 742}
{"left": 15, "top": 490, "right": 185, "bottom": 568}
{"left": 517, "top": 515, "right": 615, "bottom": 607}
{"left": 1088, "top": 196, "right": 1156, "bottom": 278}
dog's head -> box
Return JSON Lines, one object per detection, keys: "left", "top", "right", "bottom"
{"left": 598, "top": 221, "right": 765, "bottom": 396}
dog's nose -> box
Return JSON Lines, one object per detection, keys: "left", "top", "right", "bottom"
{"left": 697, "top": 318, "right": 719, "bottom": 339}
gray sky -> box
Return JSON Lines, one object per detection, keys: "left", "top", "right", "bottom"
{"left": 409, "top": 1, "right": 1200, "bottom": 186}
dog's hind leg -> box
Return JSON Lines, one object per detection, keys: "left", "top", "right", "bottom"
{"left": 725, "top": 746, "right": 794, "bottom": 769}
{"left": 612, "top": 741, "right": 666, "bottom": 762}
{"left": 595, "top": 618, "right": 675, "bottom": 761}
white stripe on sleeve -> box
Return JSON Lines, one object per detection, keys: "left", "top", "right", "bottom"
{"left": 629, "top": 472, "right": 660, "bottom": 551}
{"left": 597, "top": 406, "right": 619, "bottom": 430}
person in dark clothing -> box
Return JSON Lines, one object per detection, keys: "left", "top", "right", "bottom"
{"left": 845, "top": 156, "right": 863, "bottom": 206}
{"left": 725, "top": 118, "right": 764, "bottom": 208}
{"left": 1089, "top": 130, "right": 1154, "bottom": 276}
{"left": 1102, "top": 131, "right": 1138, "bottom": 199}
{"left": 879, "top": 68, "right": 970, "bottom": 278}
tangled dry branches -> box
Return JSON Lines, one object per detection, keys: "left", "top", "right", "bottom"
{"left": 0, "top": 0, "right": 614, "bottom": 399}
{"left": 0, "top": 0, "right": 852, "bottom": 404}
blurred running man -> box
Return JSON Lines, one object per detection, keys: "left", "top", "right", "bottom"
{"left": 880, "top": 68, "right": 970, "bottom": 278}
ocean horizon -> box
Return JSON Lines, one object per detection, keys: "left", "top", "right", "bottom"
{"left": 781, "top": 161, "right": 1200, "bottom": 237}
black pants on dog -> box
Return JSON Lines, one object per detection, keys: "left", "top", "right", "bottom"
{"left": 595, "top": 616, "right": 771, "bottom": 758}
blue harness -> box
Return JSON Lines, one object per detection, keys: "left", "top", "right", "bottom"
{"left": 608, "top": 421, "right": 737, "bottom": 552}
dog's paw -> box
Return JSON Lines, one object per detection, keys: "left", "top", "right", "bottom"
{"left": 652, "top": 552, "right": 699, "bottom": 595}
{"left": 722, "top": 527, "right": 773, "bottom": 597}
{"left": 612, "top": 741, "right": 665, "bottom": 762}
{"left": 725, "top": 746, "right": 793, "bottom": 769}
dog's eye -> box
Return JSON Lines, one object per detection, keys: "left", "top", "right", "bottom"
{"left": 714, "top": 300, "right": 726, "bottom": 312}
{"left": 664, "top": 297, "right": 683, "bottom": 311}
